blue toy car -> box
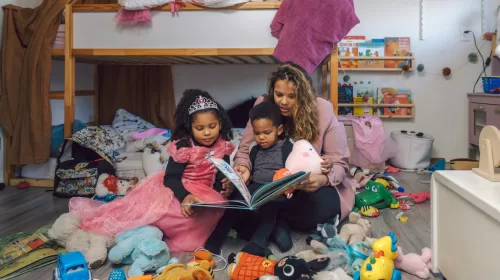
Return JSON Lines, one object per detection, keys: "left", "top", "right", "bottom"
{"left": 54, "top": 251, "right": 92, "bottom": 280}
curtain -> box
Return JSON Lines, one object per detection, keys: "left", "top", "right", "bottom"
{"left": 97, "top": 65, "right": 176, "bottom": 130}
{"left": 0, "top": 0, "right": 79, "bottom": 165}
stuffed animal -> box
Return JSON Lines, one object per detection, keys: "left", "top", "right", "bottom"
{"left": 108, "top": 225, "right": 177, "bottom": 277}
{"left": 394, "top": 247, "right": 432, "bottom": 279}
{"left": 228, "top": 243, "right": 329, "bottom": 280}
{"left": 273, "top": 140, "right": 324, "bottom": 198}
{"left": 314, "top": 268, "right": 353, "bottom": 280}
{"left": 336, "top": 212, "right": 372, "bottom": 245}
{"left": 48, "top": 212, "right": 114, "bottom": 269}
{"left": 95, "top": 174, "right": 138, "bottom": 200}
{"left": 306, "top": 215, "right": 340, "bottom": 245}
{"left": 143, "top": 145, "right": 169, "bottom": 177}
{"left": 155, "top": 260, "right": 213, "bottom": 280}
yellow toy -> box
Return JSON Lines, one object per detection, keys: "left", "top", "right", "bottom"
{"left": 155, "top": 260, "right": 213, "bottom": 280}
{"left": 353, "top": 232, "right": 402, "bottom": 280}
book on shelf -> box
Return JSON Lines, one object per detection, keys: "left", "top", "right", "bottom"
{"left": 338, "top": 83, "right": 354, "bottom": 115}
{"left": 353, "top": 82, "right": 376, "bottom": 116}
{"left": 357, "top": 41, "right": 385, "bottom": 69}
{"left": 338, "top": 36, "right": 366, "bottom": 69}
{"left": 384, "top": 37, "right": 412, "bottom": 68}
{"left": 376, "top": 88, "right": 413, "bottom": 116}
{"left": 182, "top": 157, "right": 310, "bottom": 210}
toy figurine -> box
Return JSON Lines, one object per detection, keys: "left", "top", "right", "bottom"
{"left": 355, "top": 181, "right": 400, "bottom": 209}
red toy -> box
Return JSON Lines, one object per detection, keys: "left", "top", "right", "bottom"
{"left": 408, "top": 192, "right": 430, "bottom": 204}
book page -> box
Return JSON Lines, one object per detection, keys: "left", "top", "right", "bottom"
{"left": 251, "top": 172, "right": 310, "bottom": 209}
{"left": 209, "top": 158, "right": 251, "bottom": 205}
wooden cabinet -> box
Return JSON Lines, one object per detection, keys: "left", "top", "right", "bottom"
{"left": 468, "top": 94, "right": 500, "bottom": 146}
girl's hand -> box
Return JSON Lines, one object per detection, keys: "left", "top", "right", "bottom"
{"left": 181, "top": 194, "right": 203, "bottom": 217}
{"left": 233, "top": 165, "right": 251, "bottom": 184}
{"left": 296, "top": 174, "right": 329, "bottom": 193}
{"left": 320, "top": 156, "right": 333, "bottom": 175}
{"left": 220, "top": 178, "right": 234, "bottom": 198}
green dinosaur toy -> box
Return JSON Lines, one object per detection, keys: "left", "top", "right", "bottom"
{"left": 355, "top": 181, "right": 400, "bottom": 209}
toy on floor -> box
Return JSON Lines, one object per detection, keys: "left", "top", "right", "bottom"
{"left": 353, "top": 232, "right": 402, "bottom": 280}
{"left": 336, "top": 212, "right": 372, "bottom": 245}
{"left": 155, "top": 260, "right": 213, "bottom": 280}
{"left": 355, "top": 181, "right": 400, "bottom": 209}
{"left": 395, "top": 212, "right": 408, "bottom": 223}
{"left": 108, "top": 268, "right": 127, "bottom": 280}
{"left": 48, "top": 213, "right": 114, "bottom": 269}
{"left": 190, "top": 250, "right": 216, "bottom": 268}
{"left": 54, "top": 251, "right": 91, "bottom": 280}
{"left": 349, "top": 167, "right": 370, "bottom": 190}
{"left": 393, "top": 192, "right": 430, "bottom": 204}
{"left": 355, "top": 206, "right": 380, "bottom": 217}
{"left": 108, "top": 225, "right": 177, "bottom": 277}
{"left": 394, "top": 247, "right": 432, "bottom": 279}
{"left": 95, "top": 174, "right": 138, "bottom": 201}
{"left": 228, "top": 243, "right": 329, "bottom": 280}
{"left": 273, "top": 140, "right": 324, "bottom": 198}
{"left": 306, "top": 215, "right": 340, "bottom": 244}
{"left": 373, "top": 176, "right": 404, "bottom": 192}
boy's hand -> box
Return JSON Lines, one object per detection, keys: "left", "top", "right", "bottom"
{"left": 181, "top": 194, "right": 203, "bottom": 217}
{"left": 320, "top": 156, "right": 333, "bottom": 174}
{"left": 220, "top": 178, "right": 234, "bottom": 198}
{"left": 234, "top": 165, "right": 251, "bottom": 184}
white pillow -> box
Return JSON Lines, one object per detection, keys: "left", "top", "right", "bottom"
{"left": 112, "top": 109, "right": 155, "bottom": 142}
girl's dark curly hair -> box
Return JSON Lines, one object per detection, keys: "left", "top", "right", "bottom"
{"left": 171, "top": 89, "right": 233, "bottom": 146}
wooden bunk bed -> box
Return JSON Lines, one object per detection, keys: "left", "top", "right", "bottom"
{"left": 4, "top": 1, "right": 414, "bottom": 188}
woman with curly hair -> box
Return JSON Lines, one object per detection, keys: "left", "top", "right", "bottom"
{"left": 233, "top": 62, "right": 353, "bottom": 251}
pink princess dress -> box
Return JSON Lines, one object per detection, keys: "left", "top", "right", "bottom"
{"left": 69, "top": 137, "right": 235, "bottom": 253}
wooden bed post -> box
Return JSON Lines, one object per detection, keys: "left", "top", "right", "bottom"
{"left": 321, "top": 56, "right": 329, "bottom": 99}
{"left": 64, "top": 4, "right": 75, "bottom": 137}
{"left": 329, "top": 46, "right": 339, "bottom": 115}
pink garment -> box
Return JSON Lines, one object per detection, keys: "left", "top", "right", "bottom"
{"left": 70, "top": 137, "right": 235, "bottom": 253}
{"left": 114, "top": 8, "right": 152, "bottom": 25}
{"left": 232, "top": 96, "right": 354, "bottom": 221}
{"left": 132, "top": 128, "right": 171, "bottom": 140}
{"left": 348, "top": 115, "right": 398, "bottom": 167}
{"left": 270, "top": 0, "right": 359, "bottom": 73}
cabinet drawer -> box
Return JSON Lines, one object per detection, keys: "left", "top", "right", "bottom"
{"left": 469, "top": 103, "right": 500, "bottom": 145}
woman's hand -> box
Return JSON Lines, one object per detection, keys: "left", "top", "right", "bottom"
{"left": 234, "top": 165, "right": 251, "bottom": 184}
{"left": 181, "top": 194, "right": 203, "bottom": 217}
{"left": 220, "top": 178, "right": 234, "bottom": 198}
{"left": 320, "top": 156, "right": 333, "bottom": 175}
{"left": 296, "top": 174, "right": 329, "bottom": 193}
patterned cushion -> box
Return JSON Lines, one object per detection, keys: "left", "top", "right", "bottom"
{"left": 100, "top": 125, "right": 126, "bottom": 150}
{"left": 112, "top": 109, "right": 155, "bottom": 142}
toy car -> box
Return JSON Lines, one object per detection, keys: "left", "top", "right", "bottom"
{"left": 54, "top": 251, "right": 91, "bottom": 280}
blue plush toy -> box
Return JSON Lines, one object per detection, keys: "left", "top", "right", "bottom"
{"left": 108, "top": 225, "right": 177, "bottom": 277}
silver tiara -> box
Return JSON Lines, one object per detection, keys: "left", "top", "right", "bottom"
{"left": 188, "top": 95, "right": 218, "bottom": 115}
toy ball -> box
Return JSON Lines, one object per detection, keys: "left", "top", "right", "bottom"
{"left": 343, "top": 75, "right": 351, "bottom": 82}
{"left": 416, "top": 64, "right": 424, "bottom": 72}
{"left": 362, "top": 95, "right": 370, "bottom": 102}
{"left": 468, "top": 52, "right": 478, "bottom": 63}
{"left": 401, "top": 64, "right": 410, "bottom": 72}
{"left": 442, "top": 67, "right": 451, "bottom": 77}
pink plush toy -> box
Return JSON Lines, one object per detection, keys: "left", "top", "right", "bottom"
{"left": 394, "top": 247, "right": 432, "bottom": 279}
{"left": 273, "top": 140, "right": 324, "bottom": 198}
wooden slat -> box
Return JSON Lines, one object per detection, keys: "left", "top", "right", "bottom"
{"left": 51, "top": 49, "right": 64, "bottom": 57}
{"left": 341, "top": 68, "right": 413, "bottom": 72}
{"left": 9, "top": 178, "right": 54, "bottom": 188}
{"left": 338, "top": 104, "right": 414, "bottom": 108}
{"left": 493, "top": 34, "right": 497, "bottom": 57}
{"left": 72, "top": 48, "right": 275, "bottom": 56}
{"left": 330, "top": 47, "right": 338, "bottom": 115}
{"left": 378, "top": 115, "right": 414, "bottom": 119}
{"left": 2, "top": 129, "right": 14, "bottom": 187}
{"left": 50, "top": 90, "right": 95, "bottom": 99}
{"left": 72, "top": 2, "right": 281, "bottom": 12}
{"left": 64, "top": 4, "right": 75, "bottom": 138}
{"left": 321, "top": 56, "right": 328, "bottom": 99}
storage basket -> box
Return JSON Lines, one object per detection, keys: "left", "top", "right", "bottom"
{"left": 482, "top": 77, "right": 500, "bottom": 93}
{"left": 449, "top": 158, "right": 479, "bottom": 170}
{"left": 390, "top": 130, "right": 434, "bottom": 169}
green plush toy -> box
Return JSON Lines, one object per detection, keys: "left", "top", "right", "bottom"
{"left": 355, "top": 181, "right": 400, "bottom": 210}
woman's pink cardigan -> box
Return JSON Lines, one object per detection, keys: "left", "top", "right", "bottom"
{"left": 233, "top": 96, "right": 354, "bottom": 221}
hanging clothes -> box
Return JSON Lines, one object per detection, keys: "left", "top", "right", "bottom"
{"left": 271, "top": 0, "right": 360, "bottom": 73}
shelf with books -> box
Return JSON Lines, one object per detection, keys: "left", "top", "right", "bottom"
{"left": 338, "top": 104, "right": 414, "bottom": 108}
{"left": 335, "top": 56, "right": 414, "bottom": 72}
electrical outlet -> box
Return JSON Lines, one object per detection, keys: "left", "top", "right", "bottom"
{"left": 461, "top": 28, "right": 472, "bottom": 41}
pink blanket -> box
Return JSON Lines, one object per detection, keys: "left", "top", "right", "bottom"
{"left": 271, "top": 0, "right": 360, "bottom": 73}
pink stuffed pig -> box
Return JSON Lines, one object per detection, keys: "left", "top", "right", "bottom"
{"left": 394, "top": 247, "right": 432, "bottom": 279}
{"left": 285, "top": 140, "right": 323, "bottom": 174}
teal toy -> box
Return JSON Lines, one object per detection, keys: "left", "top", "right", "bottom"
{"left": 355, "top": 181, "right": 400, "bottom": 209}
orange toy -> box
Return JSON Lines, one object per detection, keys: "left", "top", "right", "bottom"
{"left": 273, "top": 168, "right": 294, "bottom": 198}
{"left": 192, "top": 250, "right": 215, "bottom": 268}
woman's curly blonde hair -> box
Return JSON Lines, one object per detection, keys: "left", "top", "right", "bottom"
{"left": 265, "top": 62, "right": 319, "bottom": 142}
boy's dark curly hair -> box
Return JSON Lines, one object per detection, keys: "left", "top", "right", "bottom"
{"left": 171, "top": 89, "right": 233, "bottom": 146}
{"left": 249, "top": 100, "right": 284, "bottom": 128}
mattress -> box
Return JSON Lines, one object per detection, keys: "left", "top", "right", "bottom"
{"left": 21, "top": 146, "right": 72, "bottom": 179}
{"left": 114, "top": 149, "right": 146, "bottom": 179}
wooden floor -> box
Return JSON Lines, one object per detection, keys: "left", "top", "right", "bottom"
{"left": 0, "top": 172, "right": 433, "bottom": 280}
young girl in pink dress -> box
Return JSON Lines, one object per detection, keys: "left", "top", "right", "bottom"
{"left": 69, "top": 89, "right": 235, "bottom": 253}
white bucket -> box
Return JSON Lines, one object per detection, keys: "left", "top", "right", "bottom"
{"left": 390, "top": 130, "right": 434, "bottom": 169}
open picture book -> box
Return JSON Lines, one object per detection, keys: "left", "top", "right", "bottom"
{"left": 182, "top": 157, "right": 310, "bottom": 210}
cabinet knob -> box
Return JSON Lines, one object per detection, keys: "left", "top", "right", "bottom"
{"left": 474, "top": 106, "right": 486, "bottom": 111}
